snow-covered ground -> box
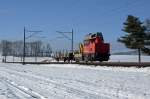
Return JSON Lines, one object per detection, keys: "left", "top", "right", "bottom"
{"left": 0, "top": 56, "right": 54, "bottom": 62}
{"left": 109, "top": 55, "right": 150, "bottom": 62}
{"left": 0, "top": 55, "right": 150, "bottom": 99}
{"left": 0, "top": 63, "right": 150, "bottom": 99}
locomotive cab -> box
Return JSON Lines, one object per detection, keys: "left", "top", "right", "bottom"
{"left": 82, "top": 32, "right": 110, "bottom": 61}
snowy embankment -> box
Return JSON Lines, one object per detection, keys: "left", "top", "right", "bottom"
{"left": 0, "top": 63, "right": 150, "bottom": 99}
{"left": 109, "top": 55, "right": 150, "bottom": 62}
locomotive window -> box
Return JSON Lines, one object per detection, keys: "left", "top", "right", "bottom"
{"left": 97, "top": 33, "right": 102, "bottom": 36}
{"left": 97, "top": 33, "right": 104, "bottom": 41}
{"left": 91, "top": 34, "right": 96, "bottom": 38}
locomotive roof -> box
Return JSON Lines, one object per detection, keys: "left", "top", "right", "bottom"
{"left": 84, "top": 32, "right": 103, "bottom": 40}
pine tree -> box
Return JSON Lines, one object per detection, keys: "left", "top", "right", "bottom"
{"left": 118, "top": 15, "right": 146, "bottom": 63}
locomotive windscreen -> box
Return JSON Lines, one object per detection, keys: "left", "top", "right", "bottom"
{"left": 94, "top": 32, "right": 104, "bottom": 41}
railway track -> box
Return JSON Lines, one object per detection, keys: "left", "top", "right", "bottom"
{"left": 5, "top": 61, "right": 150, "bottom": 67}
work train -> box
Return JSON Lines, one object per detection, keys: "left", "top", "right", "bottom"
{"left": 65, "top": 32, "right": 110, "bottom": 62}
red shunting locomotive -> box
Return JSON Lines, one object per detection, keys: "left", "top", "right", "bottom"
{"left": 79, "top": 32, "right": 110, "bottom": 62}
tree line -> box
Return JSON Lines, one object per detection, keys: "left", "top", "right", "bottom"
{"left": 0, "top": 40, "right": 52, "bottom": 62}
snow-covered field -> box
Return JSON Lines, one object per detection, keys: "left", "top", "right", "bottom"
{"left": 0, "top": 56, "right": 54, "bottom": 62}
{"left": 0, "top": 55, "right": 150, "bottom": 99}
{"left": 0, "top": 63, "right": 150, "bottom": 99}
{"left": 109, "top": 55, "right": 150, "bottom": 62}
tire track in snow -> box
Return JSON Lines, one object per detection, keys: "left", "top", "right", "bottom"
{"left": 0, "top": 80, "right": 21, "bottom": 99}
{"left": 0, "top": 77, "right": 46, "bottom": 99}
{"left": 1, "top": 66, "right": 148, "bottom": 99}
{"left": 0, "top": 67, "right": 111, "bottom": 99}
{"left": 1, "top": 64, "right": 150, "bottom": 99}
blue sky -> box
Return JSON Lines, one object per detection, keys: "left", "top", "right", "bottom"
{"left": 0, "top": 0, "right": 150, "bottom": 52}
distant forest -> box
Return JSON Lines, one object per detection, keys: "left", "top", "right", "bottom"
{"left": 0, "top": 40, "right": 52, "bottom": 57}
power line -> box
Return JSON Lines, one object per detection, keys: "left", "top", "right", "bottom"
{"left": 56, "top": 29, "right": 74, "bottom": 53}
{"left": 25, "top": 31, "right": 42, "bottom": 39}
{"left": 56, "top": 31, "right": 72, "bottom": 41}
{"left": 23, "top": 27, "right": 43, "bottom": 65}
